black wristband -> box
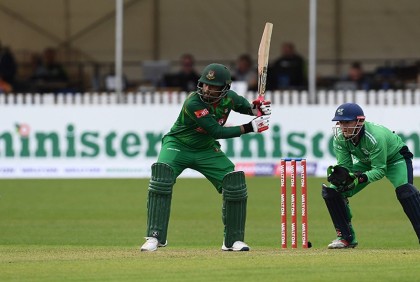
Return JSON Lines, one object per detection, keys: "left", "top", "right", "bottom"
{"left": 242, "top": 122, "right": 253, "bottom": 134}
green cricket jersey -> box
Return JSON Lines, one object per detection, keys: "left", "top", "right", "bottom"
{"left": 333, "top": 121, "right": 406, "bottom": 183}
{"left": 165, "top": 90, "right": 254, "bottom": 149}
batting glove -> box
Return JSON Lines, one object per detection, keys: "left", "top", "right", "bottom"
{"left": 251, "top": 99, "right": 272, "bottom": 116}
{"left": 243, "top": 116, "right": 270, "bottom": 133}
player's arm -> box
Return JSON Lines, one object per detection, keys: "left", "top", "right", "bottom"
{"left": 363, "top": 140, "right": 387, "bottom": 182}
{"left": 333, "top": 138, "right": 353, "bottom": 169}
{"left": 327, "top": 139, "right": 364, "bottom": 191}
{"left": 330, "top": 137, "right": 387, "bottom": 191}
{"left": 230, "top": 91, "right": 271, "bottom": 116}
{"left": 185, "top": 102, "right": 268, "bottom": 139}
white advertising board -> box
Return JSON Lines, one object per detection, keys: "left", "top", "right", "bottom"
{"left": 0, "top": 104, "right": 419, "bottom": 178}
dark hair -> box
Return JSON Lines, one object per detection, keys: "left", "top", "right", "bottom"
{"left": 351, "top": 61, "right": 362, "bottom": 69}
{"left": 238, "top": 54, "right": 252, "bottom": 65}
{"left": 181, "top": 53, "right": 195, "bottom": 65}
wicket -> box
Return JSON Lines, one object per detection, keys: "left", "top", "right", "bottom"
{"left": 280, "top": 158, "right": 308, "bottom": 249}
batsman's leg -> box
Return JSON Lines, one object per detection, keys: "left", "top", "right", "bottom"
{"left": 396, "top": 183, "right": 420, "bottom": 244}
{"left": 322, "top": 184, "right": 357, "bottom": 248}
{"left": 141, "top": 162, "right": 174, "bottom": 252}
{"left": 221, "top": 171, "right": 249, "bottom": 251}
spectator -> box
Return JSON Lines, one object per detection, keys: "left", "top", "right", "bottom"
{"left": 348, "top": 61, "right": 368, "bottom": 88}
{"left": 162, "top": 53, "right": 200, "bottom": 92}
{"left": 0, "top": 42, "right": 17, "bottom": 89}
{"left": 268, "top": 42, "right": 307, "bottom": 90}
{"left": 31, "top": 47, "right": 69, "bottom": 93}
{"left": 335, "top": 61, "right": 371, "bottom": 91}
{"left": 373, "top": 61, "right": 396, "bottom": 90}
{"left": 0, "top": 75, "right": 12, "bottom": 93}
{"left": 232, "top": 54, "right": 257, "bottom": 91}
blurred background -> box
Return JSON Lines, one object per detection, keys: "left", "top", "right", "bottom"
{"left": 0, "top": 0, "right": 419, "bottom": 94}
{"left": 1, "top": 0, "right": 420, "bottom": 179}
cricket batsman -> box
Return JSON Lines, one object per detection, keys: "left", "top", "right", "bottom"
{"left": 140, "top": 63, "right": 271, "bottom": 252}
{"left": 323, "top": 102, "right": 420, "bottom": 248}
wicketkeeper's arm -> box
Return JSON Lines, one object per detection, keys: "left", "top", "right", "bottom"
{"left": 327, "top": 165, "right": 368, "bottom": 192}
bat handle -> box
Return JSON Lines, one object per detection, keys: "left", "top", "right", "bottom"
{"left": 257, "top": 95, "right": 264, "bottom": 117}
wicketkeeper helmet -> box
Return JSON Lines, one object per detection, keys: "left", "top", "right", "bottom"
{"left": 332, "top": 103, "right": 365, "bottom": 121}
{"left": 332, "top": 103, "right": 365, "bottom": 141}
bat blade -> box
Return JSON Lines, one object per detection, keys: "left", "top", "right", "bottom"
{"left": 257, "top": 22, "right": 273, "bottom": 101}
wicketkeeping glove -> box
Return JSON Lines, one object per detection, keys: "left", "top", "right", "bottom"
{"left": 243, "top": 116, "right": 270, "bottom": 133}
{"left": 327, "top": 165, "right": 358, "bottom": 192}
{"left": 251, "top": 99, "right": 272, "bottom": 116}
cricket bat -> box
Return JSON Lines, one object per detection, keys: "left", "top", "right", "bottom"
{"left": 257, "top": 22, "right": 273, "bottom": 116}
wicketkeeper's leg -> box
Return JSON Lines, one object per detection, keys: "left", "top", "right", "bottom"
{"left": 146, "top": 162, "right": 174, "bottom": 245}
{"left": 396, "top": 183, "right": 420, "bottom": 244}
{"left": 222, "top": 171, "right": 248, "bottom": 248}
{"left": 322, "top": 184, "right": 355, "bottom": 243}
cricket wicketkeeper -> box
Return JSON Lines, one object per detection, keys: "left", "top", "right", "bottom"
{"left": 141, "top": 63, "right": 271, "bottom": 252}
{"left": 323, "top": 102, "right": 420, "bottom": 248}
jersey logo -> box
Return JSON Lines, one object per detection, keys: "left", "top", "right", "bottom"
{"left": 194, "top": 108, "right": 209, "bottom": 118}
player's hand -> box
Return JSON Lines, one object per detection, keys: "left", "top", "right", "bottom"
{"left": 251, "top": 99, "right": 271, "bottom": 116}
{"left": 339, "top": 172, "right": 358, "bottom": 192}
{"left": 249, "top": 116, "right": 270, "bottom": 133}
{"left": 338, "top": 172, "right": 368, "bottom": 192}
{"left": 327, "top": 165, "right": 356, "bottom": 192}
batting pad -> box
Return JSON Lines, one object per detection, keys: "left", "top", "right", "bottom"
{"left": 146, "top": 162, "right": 174, "bottom": 244}
{"left": 222, "top": 171, "right": 248, "bottom": 248}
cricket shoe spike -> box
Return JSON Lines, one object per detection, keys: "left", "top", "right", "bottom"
{"left": 222, "top": 241, "right": 250, "bottom": 251}
{"left": 140, "top": 237, "right": 168, "bottom": 252}
{"left": 327, "top": 238, "right": 358, "bottom": 249}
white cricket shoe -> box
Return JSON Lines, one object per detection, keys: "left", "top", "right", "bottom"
{"left": 327, "top": 238, "right": 358, "bottom": 249}
{"left": 222, "top": 241, "right": 250, "bottom": 251}
{"left": 140, "top": 237, "right": 167, "bottom": 252}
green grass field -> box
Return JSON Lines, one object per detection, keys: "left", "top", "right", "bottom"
{"left": 1, "top": 177, "right": 420, "bottom": 281}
